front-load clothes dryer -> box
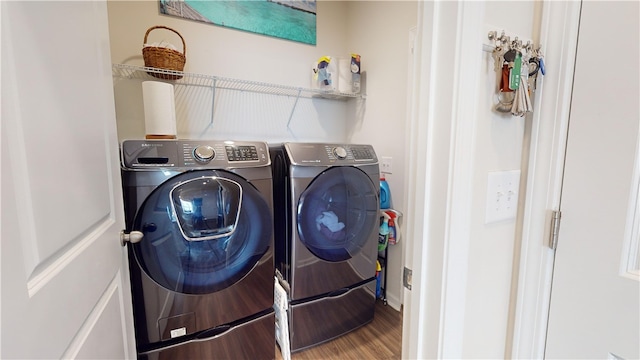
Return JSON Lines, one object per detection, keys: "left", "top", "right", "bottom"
{"left": 120, "top": 140, "right": 274, "bottom": 359}
{"left": 270, "top": 142, "right": 379, "bottom": 352}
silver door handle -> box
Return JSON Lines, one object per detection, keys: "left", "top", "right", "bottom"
{"left": 120, "top": 230, "right": 143, "bottom": 246}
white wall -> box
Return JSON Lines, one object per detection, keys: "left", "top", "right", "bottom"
{"left": 106, "top": 1, "right": 416, "bottom": 310}
{"left": 345, "top": 1, "right": 417, "bottom": 310}
{"left": 462, "top": 2, "right": 541, "bottom": 357}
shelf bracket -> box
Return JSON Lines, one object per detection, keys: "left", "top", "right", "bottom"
{"left": 286, "top": 89, "right": 302, "bottom": 129}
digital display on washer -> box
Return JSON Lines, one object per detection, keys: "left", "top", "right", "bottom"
{"left": 351, "top": 147, "right": 374, "bottom": 160}
{"left": 225, "top": 145, "right": 259, "bottom": 161}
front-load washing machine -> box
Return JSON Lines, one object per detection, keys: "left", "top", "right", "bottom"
{"left": 120, "top": 139, "right": 274, "bottom": 359}
{"left": 270, "top": 142, "right": 379, "bottom": 352}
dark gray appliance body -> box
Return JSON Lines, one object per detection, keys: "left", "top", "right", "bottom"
{"left": 270, "top": 142, "right": 379, "bottom": 352}
{"left": 121, "top": 140, "right": 274, "bottom": 359}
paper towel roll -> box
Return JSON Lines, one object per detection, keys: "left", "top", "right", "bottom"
{"left": 142, "top": 81, "right": 177, "bottom": 139}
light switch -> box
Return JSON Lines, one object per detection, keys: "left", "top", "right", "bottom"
{"left": 381, "top": 156, "right": 393, "bottom": 174}
{"left": 485, "top": 170, "right": 521, "bottom": 224}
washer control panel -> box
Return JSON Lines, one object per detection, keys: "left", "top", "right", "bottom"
{"left": 285, "top": 143, "right": 378, "bottom": 166}
{"left": 121, "top": 140, "right": 270, "bottom": 169}
{"left": 225, "top": 145, "right": 259, "bottom": 162}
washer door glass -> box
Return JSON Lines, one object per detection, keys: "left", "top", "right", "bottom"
{"left": 297, "top": 167, "right": 378, "bottom": 262}
{"left": 170, "top": 177, "right": 241, "bottom": 241}
{"left": 132, "top": 170, "right": 271, "bottom": 295}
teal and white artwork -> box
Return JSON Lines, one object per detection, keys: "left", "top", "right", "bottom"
{"left": 160, "top": 0, "right": 317, "bottom": 45}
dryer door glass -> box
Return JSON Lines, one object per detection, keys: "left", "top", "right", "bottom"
{"left": 297, "top": 167, "right": 378, "bottom": 261}
{"left": 131, "top": 170, "right": 272, "bottom": 295}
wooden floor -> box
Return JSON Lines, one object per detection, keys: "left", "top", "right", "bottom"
{"left": 276, "top": 300, "right": 402, "bottom": 360}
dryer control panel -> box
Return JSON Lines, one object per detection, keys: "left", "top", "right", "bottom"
{"left": 121, "top": 140, "right": 270, "bottom": 169}
{"left": 285, "top": 143, "right": 378, "bottom": 166}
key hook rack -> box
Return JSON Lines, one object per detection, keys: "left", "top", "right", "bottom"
{"left": 485, "top": 30, "right": 542, "bottom": 62}
{"left": 485, "top": 29, "right": 545, "bottom": 117}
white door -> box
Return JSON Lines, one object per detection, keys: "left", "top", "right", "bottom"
{"left": 545, "top": 2, "right": 640, "bottom": 359}
{"left": 1, "top": 1, "right": 135, "bottom": 358}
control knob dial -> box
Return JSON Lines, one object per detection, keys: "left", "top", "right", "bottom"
{"left": 193, "top": 145, "right": 215, "bottom": 163}
{"left": 333, "top": 146, "right": 348, "bottom": 160}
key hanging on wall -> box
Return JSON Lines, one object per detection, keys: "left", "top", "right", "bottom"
{"left": 487, "top": 30, "right": 545, "bottom": 117}
{"left": 509, "top": 39, "right": 530, "bottom": 117}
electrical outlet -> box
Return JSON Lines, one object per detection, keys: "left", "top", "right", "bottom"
{"left": 485, "top": 170, "right": 520, "bottom": 224}
{"left": 381, "top": 156, "right": 393, "bottom": 174}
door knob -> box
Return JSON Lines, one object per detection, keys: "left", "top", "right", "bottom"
{"left": 120, "top": 230, "right": 143, "bottom": 246}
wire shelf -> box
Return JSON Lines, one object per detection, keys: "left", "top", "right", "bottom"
{"left": 112, "top": 63, "right": 362, "bottom": 100}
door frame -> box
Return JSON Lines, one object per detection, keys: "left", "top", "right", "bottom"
{"left": 509, "top": 1, "right": 581, "bottom": 358}
{"left": 401, "top": 1, "right": 485, "bottom": 358}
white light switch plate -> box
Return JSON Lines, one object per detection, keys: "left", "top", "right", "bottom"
{"left": 485, "top": 170, "right": 521, "bottom": 224}
{"left": 381, "top": 156, "right": 393, "bottom": 174}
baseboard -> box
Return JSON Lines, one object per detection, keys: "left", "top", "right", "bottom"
{"left": 385, "top": 293, "right": 402, "bottom": 312}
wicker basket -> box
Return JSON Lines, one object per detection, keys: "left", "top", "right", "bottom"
{"left": 142, "top": 25, "right": 186, "bottom": 80}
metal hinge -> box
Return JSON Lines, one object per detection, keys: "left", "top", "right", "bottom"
{"left": 403, "top": 267, "right": 412, "bottom": 290}
{"left": 548, "top": 210, "right": 562, "bottom": 250}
